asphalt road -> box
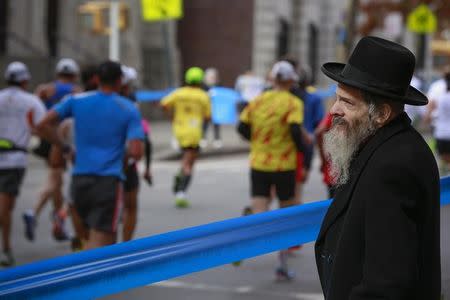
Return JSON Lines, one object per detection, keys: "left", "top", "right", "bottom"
{"left": 5, "top": 154, "right": 450, "bottom": 299}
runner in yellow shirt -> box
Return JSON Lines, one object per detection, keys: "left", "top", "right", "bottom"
{"left": 237, "top": 61, "right": 307, "bottom": 280}
{"left": 161, "top": 67, "right": 211, "bottom": 207}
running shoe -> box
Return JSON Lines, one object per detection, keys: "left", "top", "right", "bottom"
{"left": 175, "top": 192, "right": 189, "bottom": 208}
{"left": 0, "top": 251, "right": 15, "bottom": 267}
{"left": 52, "top": 210, "right": 69, "bottom": 241}
{"left": 71, "top": 237, "right": 83, "bottom": 252}
{"left": 199, "top": 139, "right": 208, "bottom": 149}
{"left": 275, "top": 267, "right": 295, "bottom": 281}
{"left": 242, "top": 206, "right": 252, "bottom": 216}
{"left": 231, "top": 260, "right": 243, "bottom": 267}
{"left": 212, "top": 139, "right": 223, "bottom": 149}
{"left": 22, "top": 211, "right": 36, "bottom": 241}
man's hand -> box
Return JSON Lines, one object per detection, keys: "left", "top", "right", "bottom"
{"left": 143, "top": 169, "right": 153, "bottom": 186}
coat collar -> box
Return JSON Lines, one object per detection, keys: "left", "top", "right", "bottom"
{"left": 316, "top": 112, "right": 412, "bottom": 244}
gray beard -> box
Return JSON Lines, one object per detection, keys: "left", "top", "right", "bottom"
{"left": 323, "top": 116, "right": 378, "bottom": 187}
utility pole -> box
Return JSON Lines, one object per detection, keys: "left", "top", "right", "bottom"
{"left": 109, "top": 0, "right": 120, "bottom": 61}
{"left": 344, "top": 0, "right": 360, "bottom": 58}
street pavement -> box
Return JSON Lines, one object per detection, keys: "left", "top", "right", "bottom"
{"left": 4, "top": 122, "right": 450, "bottom": 299}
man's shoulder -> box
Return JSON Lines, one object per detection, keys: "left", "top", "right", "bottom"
{"left": 0, "top": 87, "right": 39, "bottom": 103}
{"left": 112, "top": 95, "right": 140, "bottom": 115}
{"left": 371, "top": 126, "right": 436, "bottom": 169}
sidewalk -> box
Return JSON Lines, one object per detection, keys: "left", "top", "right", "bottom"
{"left": 150, "top": 121, "right": 249, "bottom": 160}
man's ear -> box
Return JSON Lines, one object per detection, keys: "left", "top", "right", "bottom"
{"left": 377, "top": 103, "right": 392, "bottom": 126}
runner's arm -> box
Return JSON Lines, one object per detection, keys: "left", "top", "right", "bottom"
{"left": 126, "top": 108, "right": 146, "bottom": 161}
{"left": 143, "top": 136, "right": 153, "bottom": 185}
{"left": 127, "top": 139, "right": 144, "bottom": 161}
{"left": 34, "top": 110, "right": 66, "bottom": 148}
{"left": 237, "top": 121, "right": 251, "bottom": 141}
{"left": 290, "top": 123, "right": 306, "bottom": 152}
{"left": 144, "top": 136, "right": 152, "bottom": 171}
{"left": 35, "top": 83, "right": 56, "bottom": 102}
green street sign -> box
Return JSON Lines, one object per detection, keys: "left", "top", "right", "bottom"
{"left": 407, "top": 4, "right": 437, "bottom": 34}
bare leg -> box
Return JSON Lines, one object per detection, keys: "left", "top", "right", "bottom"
{"left": 0, "top": 193, "right": 15, "bottom": 252}
{"left": 122, "top": 189, "right": 138, "bottom": 242}
{"left": 85, "top": 229, "right": 116, "bottom": 250}
{"left": 33, "top": 170, "right": 54, "bottom": 217}
{"left": 50, "top": 168, "right": 64, "bottom": 212}
{"left": 182, "top": 149, "right": 198, "bottom": 176}
{"left": 294, "top": 181, "right": 303, "bottom": 204}
{"left": 251, "top": 196, "right": 270, "bottom": 214}
{"left": 277, "top": 196, "right": 300, "bottom": 277}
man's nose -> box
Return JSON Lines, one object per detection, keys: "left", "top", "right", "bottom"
{"left": 330, "top": 100, "right": 343, "bottom": 116}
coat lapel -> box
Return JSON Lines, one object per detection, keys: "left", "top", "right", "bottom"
{"left": 316, "top": 113, "right": 412, "bottom": 244}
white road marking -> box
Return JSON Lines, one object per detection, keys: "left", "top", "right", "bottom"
{"left": 151, "top": 280, "right": 324, "bottom": 299}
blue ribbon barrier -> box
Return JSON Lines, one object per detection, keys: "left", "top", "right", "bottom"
{"left": 135, "top": 89, "right": 175, "bottom": 102}
{"left": 0, "top": 176, "right": 448, "bottom": 299}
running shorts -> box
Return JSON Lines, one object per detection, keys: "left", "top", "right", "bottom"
{"left": 181, "top": 146, "right": 200, "bottom": 152}
{"left": 250, "top": 169, "right": 296, "bottom": 201}
{"left": 0, "top": 168, "right": 25, "bottom": 197}
{"left": 71, "top": 175, "right": 123, "bottom": 233}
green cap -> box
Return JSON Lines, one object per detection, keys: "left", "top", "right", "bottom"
{"left": 185, "top": 67, "right": 204, "bottom": 85}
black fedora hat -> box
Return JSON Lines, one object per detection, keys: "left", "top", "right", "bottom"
{"left": 321, "top": 36, "right": 427, "bottom": 106}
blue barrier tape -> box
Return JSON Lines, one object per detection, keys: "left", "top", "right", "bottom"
{"left": 135, "top": 89, "right": 174, "bottom": 102}
{"left": 0, "top": 176, "right": 448, "bottom": 299}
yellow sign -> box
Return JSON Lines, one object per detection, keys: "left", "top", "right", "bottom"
{"left": 141, "top": 0, "right": 183, "bottom": 21}
{"left": 407, "top": 4, "right": 437, "bottom": 34}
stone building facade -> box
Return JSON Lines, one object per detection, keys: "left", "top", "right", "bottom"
{"left": 0, "top": 0, "right": 349, "bottom": 89}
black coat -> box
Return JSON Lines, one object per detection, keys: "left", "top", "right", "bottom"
{"left": 315, "top": 113, "right": 441, "bottom": 300}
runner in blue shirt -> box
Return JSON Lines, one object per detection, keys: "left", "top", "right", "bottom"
{"left": 34, "top": 61, "right": 144, "bottom": 249}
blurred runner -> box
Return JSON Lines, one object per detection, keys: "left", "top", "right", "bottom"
{"left": 201, "top": 67, "right": 222, "bottom": 148}
{"left": 120, "top": 65, "right": 153, "bottom": 242}
{"left": 234, "top": 70, "right": 265, "bottom": 112}
{"left": 237, "top": 61, "right": 307, "bottom": 280}
{"left": 34, "top": 61, "right": 144, "bottom": 249}
{"left": 284, "top": 58, "right": 323, "bottom": 203}
{"left": 425, "top": 67, "right": 450, "bottom": 128}
{"left": 67, "top": 64, "right": 100, "bottom": 251}
{"left": 161, "top": 67, "right": 211, "bottom": 208}
{"left": 427, "top": 71, "right": 450, "bottom": 174}
{"left": 405, "top": 74, "right": 424, "bottom": 124}
{"left": 0, "top": 62, "right": 46, "bottom": 266}
{"left": 23, "top": 58, "right": 81, "bottom": 242}
{"left": 315, "top": 112, "right": 335, "bottom": 198}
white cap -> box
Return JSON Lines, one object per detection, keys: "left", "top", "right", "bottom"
{"left": 56, "top": 58, "right": 79, "bottom": 75}
{"left": 121, "top": 65, "right": 138, "bottom": 85}
{"left": 4, "top": 61, "right": 31, "bottom": 83}
{"left": 270, "top": 61, "right": 299, "bottom": 82}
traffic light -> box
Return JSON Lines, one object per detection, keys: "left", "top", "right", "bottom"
{"left": 78, "top": 1, "right": 129, "bottom": 35}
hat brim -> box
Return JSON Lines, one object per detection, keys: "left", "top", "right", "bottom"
{"left": 321, "top": 62, "right": 428, "bottom": 106}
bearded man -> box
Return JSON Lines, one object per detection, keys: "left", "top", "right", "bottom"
{"left": 315, "top": 36, "right": 441, "bottom": 300}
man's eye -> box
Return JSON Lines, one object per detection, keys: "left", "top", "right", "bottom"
{"left": 342, "top": 99, "right": 354, "bottom": 106}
